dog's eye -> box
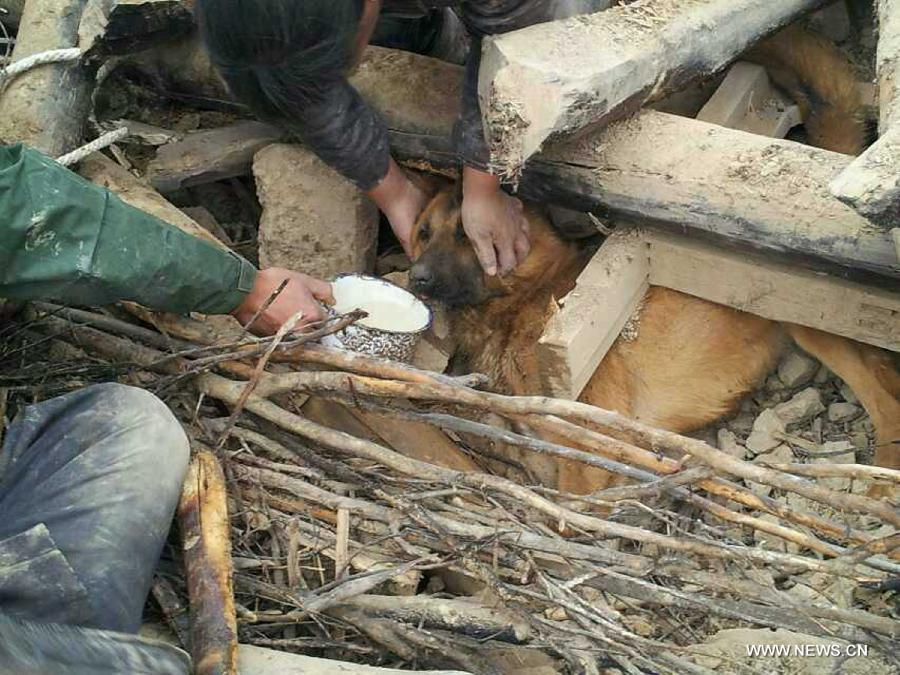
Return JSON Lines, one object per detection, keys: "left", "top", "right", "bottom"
{"left": 455, "top": 222, "right": 466, "bottom": 241}
{"left": 419, "top": 223, "right": 431, "bottom": 243}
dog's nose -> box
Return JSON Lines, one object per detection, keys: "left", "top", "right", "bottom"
{"left": 409, "top": 264, "right": 434, "bottom": 294}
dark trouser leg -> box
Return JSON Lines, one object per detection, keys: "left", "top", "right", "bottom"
{"left": 0, "top": 383, "right": 189, "bottom": 633}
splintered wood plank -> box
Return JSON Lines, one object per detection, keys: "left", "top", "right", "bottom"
{"left": 697, "top": 61, "right": 801, "bottom": 138}
{"left": 537, "top": 227, "right": 650, "bottom": 400}
{"left": 647, "top": 231, "right": 900, "bottom": 352}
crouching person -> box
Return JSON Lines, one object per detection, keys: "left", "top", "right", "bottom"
{"left": 0, "top": 144, "right": 333, "bottom": 674}
{"left": 0, "top": 384, "right": 192, "bottom": 674}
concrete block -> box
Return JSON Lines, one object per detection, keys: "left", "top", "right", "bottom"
{"left": 254, "top": 144, "right": 379, "bottom": 280}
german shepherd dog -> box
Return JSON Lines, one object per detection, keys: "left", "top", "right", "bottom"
{"left": 407, "top": 25, "right": 900, "bottom": 498}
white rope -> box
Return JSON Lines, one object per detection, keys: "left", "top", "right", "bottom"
{"left": 56, "top": 127, "right": 129, "bottom": 167}
{"left": 0, "top": 47, "right": 81, "bottom": 83}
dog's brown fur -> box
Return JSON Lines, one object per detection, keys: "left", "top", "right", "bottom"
{"left": 410, "top": 191, "right": 900, "bottom": 496}
{"left": 407, "top": 26, "right": 898, "bottom": 497}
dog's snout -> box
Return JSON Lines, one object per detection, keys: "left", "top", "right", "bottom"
{"left": 409, "top": 264, "right": 435, "bottom": 294}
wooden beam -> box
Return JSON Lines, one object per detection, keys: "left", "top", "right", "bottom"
{"left": 145, "top": 120, "right": 285, "bottom": 193}
{"left": 519, "top": 110, "right": 898, "bottom": 287}
{"left": 829, "top": 125, "right": 900, "bottom": 227}
{"left": 646, "top": 231, "right": 900, "bottom": 353}
{"left": 0, "top": 0, "right": 92, "bottom": 156}
{"left": 829, "top": 0, "right": 900, "bottom": 228}
{"left": 537, "top": 228, "right": 649, "bottom": 399}
{"left": 477, "top": 0, "right": 826, "bottom": 176}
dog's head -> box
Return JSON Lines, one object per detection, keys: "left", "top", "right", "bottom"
{"left": 407, "top": 186, "right": 503, "bottom": 307}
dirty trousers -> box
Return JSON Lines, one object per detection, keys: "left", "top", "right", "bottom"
{"left": 0, "top": 383, "right": 192, "bottom": 674}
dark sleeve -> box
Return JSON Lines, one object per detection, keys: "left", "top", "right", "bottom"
{"left": 454, "top": 1, "right": 556, "bottom": 172}
{"left": 0, "top": 144, "right": 256, "bottom": 316}
{"left": 286, "top": 80, "right": 391, "bottom": 191}
{"left": 453, "top": 38, "right": 492, "bottom": 172}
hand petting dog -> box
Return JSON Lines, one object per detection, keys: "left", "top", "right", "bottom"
{"left": 461, "top": 167, "right": 531, "bottom": 276}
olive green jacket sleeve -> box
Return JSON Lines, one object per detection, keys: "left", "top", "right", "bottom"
{"left": 0, "top": 144, "right": 257, "bottom": 315}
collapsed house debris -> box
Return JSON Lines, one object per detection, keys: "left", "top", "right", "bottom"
{"left": 477, "top": 0, "right": 831, "bottom": 175}
{"left": 0, "top": 0, "right": 898, "bottom": 674}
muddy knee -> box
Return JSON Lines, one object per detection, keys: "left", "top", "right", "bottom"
{"left": 79, "top": 383, "right": 190, "bottom": 497}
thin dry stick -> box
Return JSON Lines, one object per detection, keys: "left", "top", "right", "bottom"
{"left": 215, "top": 310, "right": 304, "bottom": 450}
{"left": 335, "top": 508, "right": 351, "bottom": 581}
{"left": 237, "top": 558, "right": 429, "bottom": 623}
{"left": 829, "top": 534, "right": 900, "bottom": 570}
{"left": 761, "top": 462, "right": 900, "bottom": 482}
{"left": 241, "top": 279, "right": 289, "bottom": 333}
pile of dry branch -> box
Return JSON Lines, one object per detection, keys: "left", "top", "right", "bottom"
{"left": 0, "top": 0, "right": 898, "bottom": 673}
{"left": 1, "top": 302, "right": 898, "bottom": 674}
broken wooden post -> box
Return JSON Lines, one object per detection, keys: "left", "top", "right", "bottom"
{"left": 477, "top": 0, "right": 828, "bottom": 176}
{"left": 178, "top": 449, "right": 239, "bottom": 675}
{"left": 79, "top": 0, "right": 194, "bottom": 60}
{"left": 829, "top": 0, "right": 900, "bottom": 229}
{"left": 0, "top": 0, "right": 91, "bottom": 156}
{"left": 338, "top": 594, "right": 531, "bottom": 643}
